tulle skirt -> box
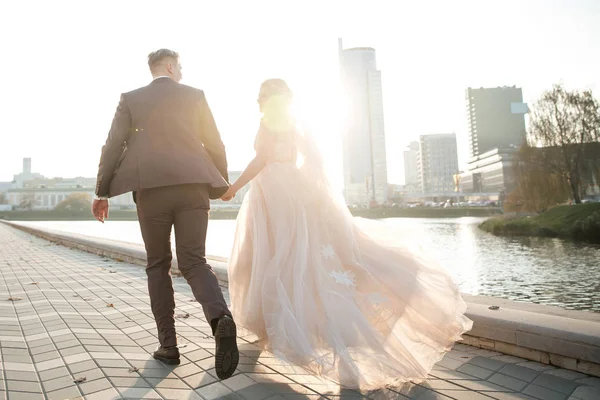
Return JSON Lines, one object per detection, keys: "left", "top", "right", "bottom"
{"left": 227, "top": 163, "right": 473, "bottom": 389}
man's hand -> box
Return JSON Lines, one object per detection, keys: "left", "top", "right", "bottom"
{"left": 91, "top": 199, "right": 109, "bottom": 223}
{"left": 221, "top": 187, "right": 237, "bottom": 202}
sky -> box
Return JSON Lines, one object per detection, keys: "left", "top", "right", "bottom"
{"left": 1, "top": 0, "right": 599, "bottom": 187}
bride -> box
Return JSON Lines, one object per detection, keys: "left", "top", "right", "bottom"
{"left": 220, "top": 79, "right": 472, "bottom": 389}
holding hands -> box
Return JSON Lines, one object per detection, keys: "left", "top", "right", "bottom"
{"left": 221, "top": 185, "right": 237, "bottom": 202}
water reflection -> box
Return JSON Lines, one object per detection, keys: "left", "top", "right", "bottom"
{"left": 383, "top": 218, "right": 600, "bottom": 312}
{"left": 22, "top": 218, "right": 600, "bottom": 312}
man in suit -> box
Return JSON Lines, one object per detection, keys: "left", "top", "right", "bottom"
{"left": 92, "top": 49, "right": 238, "bottom": 380}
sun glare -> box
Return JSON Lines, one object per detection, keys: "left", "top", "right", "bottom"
{"left": 289, "top": 82, "right": 346, "bottom": 190}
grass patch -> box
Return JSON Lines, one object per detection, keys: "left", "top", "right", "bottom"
{"left": 480, "top": 203, "right": 600, "bottom": 244}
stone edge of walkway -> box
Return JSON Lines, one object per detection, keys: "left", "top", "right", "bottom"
{"left": 2, "top": 219, "right": 599, "bottom": 379}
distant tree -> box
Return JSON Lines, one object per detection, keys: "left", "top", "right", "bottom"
{"left": 528, "top": 84, "right": 600, "bottom": 203}
{"left": 18, "top": 193, "right": 35, "bottom": 210}
{"left": 0, "top": 193, "right": 7, "bottom": 205}
{"left": 54, "top": 193, "right": 92, "bottom": 213}
{"left": 506, "top": 145, "right": 571, "bottom": 212}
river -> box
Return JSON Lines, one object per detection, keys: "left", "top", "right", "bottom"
{"left": 20, "top": 218, "right": 600, "bottom": 312}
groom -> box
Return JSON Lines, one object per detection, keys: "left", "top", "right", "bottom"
{"left": 92, "top": 49, "right": 239, "bottom": 380}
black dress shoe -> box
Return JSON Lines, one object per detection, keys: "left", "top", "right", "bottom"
{"left": 153, "top": 346, "right": 180, "bottom": 365}
{"left": 214, "top": 316, "right": 239, "bottom": 380}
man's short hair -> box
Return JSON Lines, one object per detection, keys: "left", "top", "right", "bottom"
{"left": 148, "top": 49, "right": 179, "bottom": 72}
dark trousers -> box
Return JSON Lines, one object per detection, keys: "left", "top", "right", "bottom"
{"left": 136, "top": 184, "right": 230, "bottom": 347}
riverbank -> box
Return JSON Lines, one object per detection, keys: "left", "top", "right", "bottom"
{"left": 480, "top": 203, "right": 600, "bottom": 244}
{"left": 0, "top": 206, "right": 502, "bottom": 221}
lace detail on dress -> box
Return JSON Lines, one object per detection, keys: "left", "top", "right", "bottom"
{"left": 321, "top": 244, "right": 335, "bottom": 260}
{"left": 329, "top": 269, "right": 357, "bottom": 288}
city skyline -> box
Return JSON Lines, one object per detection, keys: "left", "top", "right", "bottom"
{"left": 2, "top": 1, "right": 600, "bottom": 187}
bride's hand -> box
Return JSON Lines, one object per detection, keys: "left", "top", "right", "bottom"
{"left": 221, "top": 186, "right": 237, "bottom": 201}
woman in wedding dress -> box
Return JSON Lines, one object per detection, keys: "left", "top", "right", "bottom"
{"left": 221, "top": 79, "right": 473, "bottom": 389}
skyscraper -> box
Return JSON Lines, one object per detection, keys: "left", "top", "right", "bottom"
{"left": 466, "top": 86, "right": 528, "bottom": 159}
{"left": 417, "top": 134, "right": 459, "bottom": 194}
{"left": 403, "top": 141, "right": 420, "bottom": 189}
{"left": 338, "top": 38, "right": 388, "bottom": 205}
{"left": 23, "top": 158, "right": 32, "bottom": 177}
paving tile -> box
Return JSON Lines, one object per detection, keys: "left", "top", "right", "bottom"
{"left": 63, "top": 352, "right": 91, "bottom": 365}
{"left": 488, "top": 393, "right": 541, "bottom": 400}
{"left": 28, "top": 345, "right": 56, "bottom": 355}
{"left": 531, "top": 374, "right": 579, "bottom": 395}
{"left": 90, "top": 351, "right": 123, "bottom": 360}
{"left": 516, "top": 361, "right": 556, "bottom": 372}
{"left": 522, "top": 384, "right": 568, "bottom": 400}
{"left": 84, "top": 387, "right": 121, "bottom": 400}
{"left": 409, "top": 388, "right": 453, "bottom": 399}
{"left": 120, "top": 352, "right": 153, "bottom": 362}
{"left": 25, "top": 333, "right": 49, "bottom": 342}
{"left": 68, "top": 359, "right": 98, "bottom": 375}
{"left": 195, "top": 381, "right": 236, "bottom": 399}
{"left": 575, "top": 377, "right": 600, "bottom": 388}
{"left": 157, "top": 388, "right": 203, "bottom": 399}
{"left": 435, "top": 390, "right": 497, "bottom": 399}
{"left": 28, "top": 338, "right": 53, "bottom": 349}
{"left": 488, "top": 372, "right": 528, "bottom": 392}
{"left": 75, "top": 368, "right": 106, "bottom": 383}
{"left": 468, "top": 356, "right": 508, "bottom": 372}
{"left": 117, "top": 387, "right": 162, "bottom": 399}
{"left": 113, "top": 346, "right": 147, "bottom": 354}
{"left": 41, "top": 375, "right": 81, "bottom": 393}
{"left": 77, "top": 376, "right": 114, "bottom": 395}
{"left": 430, "top": 369, "right": 482, "bottom": 381}
{"left": 456, "top": 364, "right": 494, "bottom": 380}
{"left": 109, "top": 377, "right": 152, "bottom": 388}
{"left": 1, "top": 355, "right": 32, "bottom": 364}
{"left": 45, "top": 386, "right": 83, "bottom": 400}
{"left": 35, "top": 358, "right": 65, "bottom": 372}
{"left": 419, "top": 379, "right": 465, "bottom": 392}
{"left": 3, "top": 371, "right": 38, "bottom": 382}
{"left": 136, "top": 360, "right": 170, "bottom": 370}
{"left": 39, "top": 366, "right": 70, "bottom": 381}
{"left": 4, "top": 392, "right": 45, "bottom": 400}
{"left": 498, "top": 364, "right": 540, "bottom": 383}
{"left": 183, "top": 371, "right": 218, "bottom": 389}
{"left": 174, "top": 363, "right": 205, "bottom": 379}
{"left": 102, "top": 367, "right": 139, "bottom": 378}
{"left": 436, "top": 356, "right": 468, "bottom": 370}
{"left": 146, "top": 377, "right": 190, "bottom": 389}
{"left": 224, "top": 383, "right": 268, "bottom": 400}
{"left": 2, "top": 362, "right": 34, "bottom": 372}
{"left": 469, "top": 349, "right": 503, "bottom": 357}
{"left": 221, "top": 373, "right": 256, "bottom": 392}
{"left": 570, "top": 385, "right": 600, "bottom": 400}
{"left": 6, "top": 380, "right": 43, "bottom": 393}
{"left": 544, "top": 368, "right": 588, "bottom": 381}
{"left": 450, "top": 379, "right": 512, "bottom": 393}
{"left": 58, "top": 345, "right": 86, "bottom": 357}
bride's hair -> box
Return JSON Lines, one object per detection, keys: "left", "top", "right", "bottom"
{"left": 258, "top": 79, "right": 295, "bottom": 133}
{"left": 258, "top": 79, "right": 293, "bottom": 109}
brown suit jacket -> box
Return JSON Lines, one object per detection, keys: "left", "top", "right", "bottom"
{"left": 95, "top": 78, "right": 229, "bottom": 199}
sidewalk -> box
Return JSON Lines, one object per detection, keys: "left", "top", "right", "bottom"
{"left": 0, "top": 223, "right": 598, "bottom": 400}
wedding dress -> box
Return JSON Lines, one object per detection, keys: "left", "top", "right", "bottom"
{"left": 227, "top": 121, "right": 473, "bottom": 389}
